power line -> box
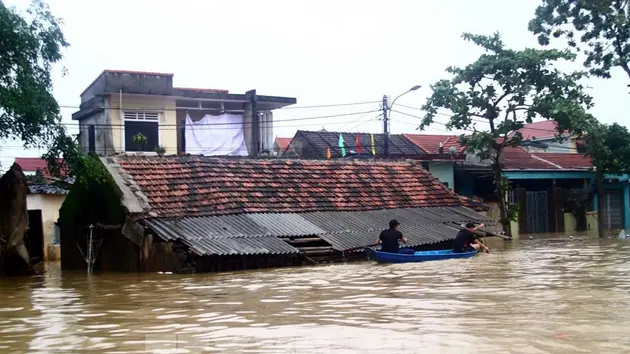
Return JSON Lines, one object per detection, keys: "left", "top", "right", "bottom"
{"left": 395, "top": 104, "right": 579, "bottom": 135}
{"left": 276, "top": 101, "right": 381, "bottom": 110}
{"left": 335, "top": 106, "right": 383, "bottom": 132}
{"left": 344, "top": 115, "right": 382, "bottom": 132}
{"left": 52, "top": 110, "right": 380, "bottom": 128}
{"left": 56, "top": 100, "right": 381, "bottom": 112}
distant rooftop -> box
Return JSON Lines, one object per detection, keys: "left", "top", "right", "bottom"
{"left": 73, "top": 69, "right": 297, "bottom": 121}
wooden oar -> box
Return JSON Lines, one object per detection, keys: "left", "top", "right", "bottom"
{"left": 450, "top": 222, "right": 492, "bottom": 253}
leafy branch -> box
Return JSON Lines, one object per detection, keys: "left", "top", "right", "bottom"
{"left": 420, "top": 32, "right": 593, "bottom": 234}
{"left": 529, "top": 0, "right": 630, "bottom": 80}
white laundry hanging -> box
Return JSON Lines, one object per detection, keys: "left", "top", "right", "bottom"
{"left": 184, "top": 113, "right": 249, "bottom": 156}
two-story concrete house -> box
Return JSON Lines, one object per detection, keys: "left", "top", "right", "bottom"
{"left": 71, "top": 70, "right": 297, "bottom": 156}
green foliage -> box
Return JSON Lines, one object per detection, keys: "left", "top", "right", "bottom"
{"left": 58, "top": 156, "right": 124, "bottom": 230}
{"left": 496, "top": 178, "right": 519, "bottom": 222}
{"left": 421, "top": 32, "right": 592, "bottom": 158}
{"left": 582, "top": 120, "right": 630, "bottom": 175}
{"left": 529, "top": 0, "right": 630, "bottom": 80}
{"left": 42, "top": 126, "right": 110, "bottom": 184}
{"left": 132, "top": 133, "right": 147, "bottom": 150}
{"left": 25, "top": 169, "right": 47, "bottom": 184}
{"left": 0, "top": 0, "right": 69, "bottom": 147}
{"left": 420, "top": 32, "right": 593, "bottom": 232}
{"left": 155, "top": 144, "right": 166, "bottom": 156}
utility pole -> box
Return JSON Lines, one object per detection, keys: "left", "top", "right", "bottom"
{"left": 381, "top": 85, "right": 421, "bottom": 159}
{"left": 382, "top": 95, "right": 389, "bottom": 158}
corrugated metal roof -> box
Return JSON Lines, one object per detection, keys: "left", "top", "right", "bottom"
{"left": 245, "top": 213, "right": 326, "bottom": 237}
{"left": 319, "top": 222, "right": 464, "bottom": 252}
{"left": 182, "top": 237, "right": 298, "bottom": 256}
{"left": 144, "top": 218, "right": 299, "bottom": 256}
{"left": 143, "top": 206, "right": 495, "bottom": 255}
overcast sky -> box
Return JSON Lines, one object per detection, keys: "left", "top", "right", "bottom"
{"left": 1, "top": 0, "right": 628, "bottom": 170}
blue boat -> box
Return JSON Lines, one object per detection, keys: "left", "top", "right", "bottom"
{"left": 366, "top": 248, "right": 477, "bottom": 263}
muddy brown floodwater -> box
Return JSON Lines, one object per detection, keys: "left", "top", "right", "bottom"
{"left": 1, "top": 236, "right": 630, "bottom": 353}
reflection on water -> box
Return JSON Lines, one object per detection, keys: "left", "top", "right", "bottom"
{"left": 1, "top": 236, "right": 630, "bottom": 353}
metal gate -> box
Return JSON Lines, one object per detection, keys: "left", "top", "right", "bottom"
{"left": 526, "top": 191, "right": 549, "bottom": 233}
{"left": 603, "top": 190, "right": 624, "bottom": 230}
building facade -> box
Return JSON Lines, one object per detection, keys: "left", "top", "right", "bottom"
{"left": 71, "top": 70, "right": 297, "bottom": 157}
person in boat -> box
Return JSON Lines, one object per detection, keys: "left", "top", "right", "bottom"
{"left": 376, "top": 219, "right": 413, "bottom": 254}
{"left": 453, "top": 222, "right": 489, "bottom": 253}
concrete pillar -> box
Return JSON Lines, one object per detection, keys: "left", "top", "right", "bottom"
{"left": 264, "top": 111, "right": 273, "bottom": 152}
{"left": 243, "top": 103, "right": 254, "bottom": 155}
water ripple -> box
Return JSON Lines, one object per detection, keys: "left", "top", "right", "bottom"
{"left": 0, "top": 238, "right": 630, "bottom": 352}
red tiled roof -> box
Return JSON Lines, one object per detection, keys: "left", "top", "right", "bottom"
{"left": 14, "top": 157, "right": 66, "bottom": 174}
{"left": 114, "top": 156, "right": 464, "bottom": 218}
{"left": 274, "top": 137, "right": 292, "bottom": 152}
{"left": 14, "top": 157, "right": 49, "bottom": 172}
{"left": 14, "top": 157, "right": 68, "bottom": 182}
{"left": 510, "top": 120, "right": 564, "bottom": 140}
{"left": 501, "top": 147, "right": 591, "bottom": 170}
{"left": 533, "top": 152, "right": 592, "bottom": 169}
{"left": 402, "top": 134, "right": 466, "bottom": 154}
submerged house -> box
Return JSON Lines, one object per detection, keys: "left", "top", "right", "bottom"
{"left": 15, "top": 157, "right": 71, "bottom": 263}
{"left": 456, "top": 145, "right": 627, "bottom": 235}
{"left": 455, "top": 120, "right": 629, "bottom": 236}
{"left": 59, "top": 156, "right": 494, "bottom": 273}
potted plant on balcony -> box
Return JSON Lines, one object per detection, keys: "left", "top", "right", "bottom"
{"left": 132, "top": 133, "right": 147, "bottom": 152}
{"left": 155, "top": 145, "right": 166, "bottom": 157}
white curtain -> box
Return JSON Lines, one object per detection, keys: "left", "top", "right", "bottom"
{"left": 185, "top": 113, "right": 249, "bottom": 156}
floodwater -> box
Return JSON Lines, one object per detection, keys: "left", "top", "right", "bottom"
{"left": 1, "top": 236, "right": 630, "bottom": 353}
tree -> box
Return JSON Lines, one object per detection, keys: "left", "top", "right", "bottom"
{"left": 420, "top": 32, "right": 592, "bottom": 236}
{"left": 559, "top": 114, "right": 630, "bottom": 237}
{"left": 529, "top": 0, "right": 630, "bottom": 80}
{"left": 0, "top": 0, "right": 69, "bottom": 148}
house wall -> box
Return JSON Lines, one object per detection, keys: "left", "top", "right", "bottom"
{"left": 564, "top": 212, "right": 598, "bottom": 234}
{"left": 428, "top": 162, "right": 454, "bottom": 190}
{"left": 98, "top": 94, "right": 178, "bottom": 155}
{"left": 27, "top": 194, "right": 66, "bottom": 261}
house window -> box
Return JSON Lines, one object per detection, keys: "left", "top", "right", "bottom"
{"left": 88, "top": 125, "right": 96, "bottom": 153}
{"left": 124, "top": 111, "right": 159, "bottom": 152}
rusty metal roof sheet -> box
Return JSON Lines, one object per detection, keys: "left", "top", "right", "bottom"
{"left": 144, "top": 218, "right": 299, "bottom": 256}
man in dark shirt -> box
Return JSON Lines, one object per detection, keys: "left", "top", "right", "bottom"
{"left": 452, "top": 222, "right": 489, "bottom": 253}
{"left": 377, "top": 219, "right": 412, "bottom": 254}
